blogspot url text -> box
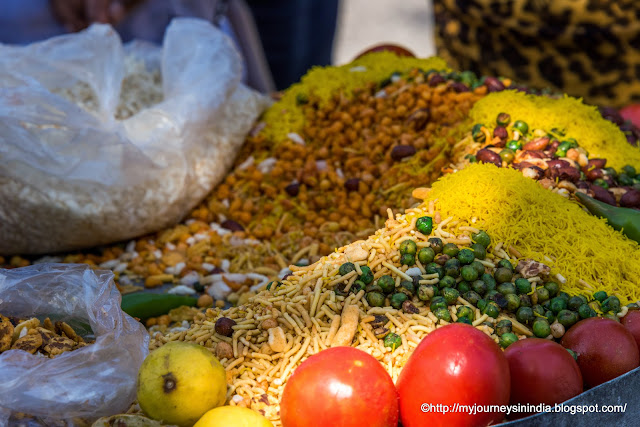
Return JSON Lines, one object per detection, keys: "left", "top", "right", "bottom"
{"left": 420, "top": 402, "right": 627, "bottom": 416}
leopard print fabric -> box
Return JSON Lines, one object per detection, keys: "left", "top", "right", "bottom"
{"left": 434, "top": 0, "right": 640, "bottom": 107}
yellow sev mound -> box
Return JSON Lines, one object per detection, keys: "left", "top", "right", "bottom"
{"left": 417, "top": 163, "right": 640, "bottom": 303}
{"left": 469, "top": 91, "right": 640, "bottom": 170}
{"left": 262, "top": 53, "right": 449, "bottom": 142}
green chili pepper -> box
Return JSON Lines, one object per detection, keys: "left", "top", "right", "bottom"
{"left": 575, "top": 192, "right": 640, "bottom": 243}
{"left": 121, "top": 293, "right": 198, "bottom": 321}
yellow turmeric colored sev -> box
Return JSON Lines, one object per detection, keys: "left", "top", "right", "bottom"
{"left": 414, "top": 163, "right": 640, "bottom": 303}
{"left": 469, "top": 91, "right": 640, "bottom": 170}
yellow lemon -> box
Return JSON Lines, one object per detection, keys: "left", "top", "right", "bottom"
{"left": 137, "top": 341, "right": 227, "bottom": 426}
{"left": 194, "top": 406, "right": 273, "bottom": 427}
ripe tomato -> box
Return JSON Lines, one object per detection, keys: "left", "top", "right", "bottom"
{"left": 504, "top": 338, "right": 582, "bottom": 419}
{"left": 354, "top": 44, "right": 415, "bottom": 60}
{"left": 562, "top": 317, "right": 639, "bottom": 388}
{"left": 621, "top": 310, "right": 640, "bottom": 351}
{"left": 619, "top": 104, "right": 640, "bottom": 128}
{"left": 396, "top": 324, "right": 510, "bottom": 427}
{"left": 280, "top": 347, "right": 398, "bottom": 427}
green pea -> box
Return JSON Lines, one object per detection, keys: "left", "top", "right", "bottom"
{"left": 604, "top": 167, "right": 617, "bottom": 178}
{"left": 376, "top": 275, "right": 395, "bottom": 294}
{"left": 430, "top": 296, "right": 447, "bottom": 311}
{"left": 400, "top": 253, "right": 415, "bottom": 266}
{"left": 471, "top": 260, "right": 485, "bottom": 276}
{"left": 516, "top": 306, "right": 535, "bottom": 324}
{"left": 425, "top": 263, "right": 444, "bottom": 279}
{"left": 428, "top": 238, "right": 443, "bottom": 253}
{"left": 366, "top": 291, "right": 385, "bottom": 307}
{"left": 549, "top": 297, "right": 568, "bottom": 314}
{"left": 456, "top": 317, "right": 472, "bottom": 325}
{"left": 545, "top": 310, "right": 556, "bottom": 323}
{"left": 513, "top": 120, "right": 529, "bottom": 135}
{"left": 544, "top": 282, "right": 559, "bottom": 298}
{"left": 593, "top": 290, "right": 608, "bottom": 303}
{"left": 497, "top": 259, "right": 514, "bottom": 271}
{"left": 578, "top": 303, "right": 597, "bottom": 319}
{"left": 505, "top": 294, "right": 520, "bottom": 312}
{"left": 457, "top": 306, "right": 475, "bottom": 322}
{"left": 461, "top": 265, "right": 479, "bottom": 282}
{"left": 457, "top": 281, "right": 471, "bottom": 294}
{"left": 433, "top": 307, "right": 452, "bottom": 322}
{"left": 593, "top": 178, "right": 609, "bottom": 189}
{"left": 400, "top": 280, "right": 415, "bottom": 296}
{"left": 485, "top": 289, "right": 499, "bottom": 301}
{"left": 499, "top": 148, "right": 515, "bottom": 164}
{"left": 444, "top": 259, "right": 461, "bottom": 278}
{"left": 603, "top": 313, "right": 620, "bottom": 323}
{"left": 514, "top": 278, "right": 532, "bottom": 295}
{"left": 496, "top": 112, "right": 511, "bottom": 127}
{"left": 532, "top": 304, "right": 545, "bottom": 316}
{"left": 443, "top": 243, "right": 459, "bottom": 258}
{"left": 483, "top": 302, "right": 500, "bottom": 318}
{"left": 357, "top": 266, "right": 373, "bottom": 285}
{"left": 390, "top": 292, "right": 408, "bottom": 309}
{"left": 519, "top": 294, "right": 532, "bottom": 308}
{"left": 618, "top": 173, "right": 634, "bottom": 186}
{"left": 532, "top": 318, "right": 551, "bottom": 338}
{"left": 350, "top": 280, "right": 366, "bottom": 294}
{"left": 627, "top": 302, "right": 640, "bottom": 310}
{"left": 464, "top": 291, "right": 482, "bottom": 305}
{"left": 442, "top": 287, "right": 460, "bottom": 305}
{"left": 536, "top": 287, "right": 550, "bottom": 303}
{"left": 472, "top": 280, "right": 487, "bottom": 296}
{"left": 457, "top": 248, "right": 475, "bottom": 264}
{"left": 399, "top": 239, "right": 417, "bottom": 256}
{"left": 481, "top": 273, "right": 497, "bottom": 291}
{"left": 365, "top": 284, "right": 383, "bottom": 294}
{"left": 418, "top": 284, "right": 438, "bottom": 301}
{"left": 588, "top": 301, "right": 601, "bottom": 313}
{"left": 439, "top": 275, "right": 457, "bottom": 289}
{"left": 497, "top": 282, "right": 516, "bottom": 295}
{"left": 557, "top": 310, "right": 579, "bottom": 328}
{"left": 384, "top": 333, "right": 402, "bottom": 351}
{"left": 601, "top": 295, "right": 621, "bottom": 313}
{"left": 555, "top": 141, "right": 573, "bottom": 158}
{"left": 472, "top": 123, "right": 486, "bottom": 142}
{"left": 418, "top": 247, "right": 436, "bottom": 264}
{"left": 506, "top": 140, "right": 522, "bottom": 151}
{"left": 499, "top": 332, "right": 519, "bottom": 348}
{"left": 494, "top": 267, "right": 513, "bottom": 284}
{"left": 622, "top": 165, "right": 637, "bottom": 177}
{"left": 471, "top": 230, "right": 491, "bottom": 248}
{"left": 470, "top": 243, "right": 486, "bottom": 260}
{"left": 338, "top": 262, "right": 356, "bottom": 276}
{"left": 477, "top": 299, "right": 488, "bottom": 311}
{"left": 495, "top": 319, "right": 513, "bottom": 336}
{"left": 416, "top": 216, "right": 433, "bottom": 235}
{"left": 557, "top": 292, "right": 570, "bottom": 301}
{"left": 567, "top": 295, "right": 588, "bottom": 311}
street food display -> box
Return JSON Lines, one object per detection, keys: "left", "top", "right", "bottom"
{"left": 2, "top": 45, "right": 640, "bottom": 426}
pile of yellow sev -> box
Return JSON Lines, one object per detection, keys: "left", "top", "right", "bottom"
{"left": 469, "top": 91, "right": 640, "bottom": 170}
{"left": 419, "top": 163, "right": 640, "bottom": 303}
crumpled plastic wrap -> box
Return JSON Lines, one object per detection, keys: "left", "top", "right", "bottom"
{"left": 0, "top": 264, "right": 149, "bottom": 424}
{"left": 0, "top": 18, "right": 270, "bottom": 255}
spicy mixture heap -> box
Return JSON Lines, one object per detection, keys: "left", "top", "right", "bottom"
{"left": 0, "top": 314, "right": 93, "bottom": 358}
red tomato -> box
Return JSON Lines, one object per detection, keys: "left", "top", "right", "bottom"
{"left": 622, "top": 310, "right": 640, "bottom": 351}
{"left": 396, "top": 324, "right": 510, "bottom": 427}
{"left": 280, "top": 347, "right": 398, "bottom": 427}
{"left": 562, "top": 317, "right": 639, "bottom": 388}
{"left": 619, "top": 104, "right": 640, "bottom": 128}
{"left": 504, "top": 338, "right": 582, "bottom": 419}
{"left": 354, "top": 44, "right": 415, "bottom": 60}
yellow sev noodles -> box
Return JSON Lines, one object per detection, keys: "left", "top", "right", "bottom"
{"left": 418, "top": 163, "right": 640, "bottom": 303}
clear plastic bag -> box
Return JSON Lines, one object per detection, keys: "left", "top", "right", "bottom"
{"left": 0, "top": 264, "right": 149, "bottom": 423}
{"left": 0, "top": 18, "right": 269, "bottom": 255}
